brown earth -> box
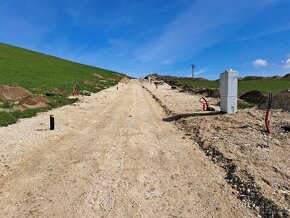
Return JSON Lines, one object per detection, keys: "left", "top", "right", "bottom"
{"left": 0, "top": 84, "right": 31, "bottom": 102}
{"left": 194, "top": 77, "right": 208, "bottom": 81}
{"left": 18, "top": 95, "right": 51, "bottom": 109}
{"left": 240, "top": 90, "right": 268, "bottom": 104}
{"left": 259, "top": 90, "right": 290, "bottom": 112}
{"left": 0, "top": 84, "right": 50, "bottom": 109}
{"left": 93, "top": 73, "right": 104, "bottom": 79}
{"left": 0, "top": 80, "right": 254, "bottom": 217}
{"left": 119, "top": 77, "right": 130, "bottom": 84}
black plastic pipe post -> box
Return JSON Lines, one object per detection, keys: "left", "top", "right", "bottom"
{"left": 50, "top": 115, "right": 55, "bottom": 130}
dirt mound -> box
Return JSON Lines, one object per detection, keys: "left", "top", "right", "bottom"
{"left": 19, "top": 95, "right": 50, "bottom": 109}
{"left": 93, "top": 73, "right": 104, "bottom": 79}
{"left": 0, "top": 85, "right": 31, "bottom": 102}
{"left": 195, "top": 88, "right": 219, "bottom": 98}
{"left": 259, "top": 90, "right": 290, "bottom": 111}
{"left": 81, "top": 80, "right": 97, "bottom": 87}
{"left": 240, "top": 90, "right": 268, "bottom": 104}
{"left": 193, "top": 77, "right": 208, "bottom": 81}
{"left": 119, "top": 77, "right": 130, "bottom": 84}
{"left": 179, "top": 86, "right": 220, "bottom": 98}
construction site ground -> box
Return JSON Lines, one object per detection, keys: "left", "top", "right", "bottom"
{"left": 0, "top": 80, "right": 288, "bottom": 217}
{"left": 143, "top": 81, "right": 290, "bottom": 217}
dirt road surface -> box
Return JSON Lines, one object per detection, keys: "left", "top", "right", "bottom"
{"left": 0, "top": 80, "right": 253, "bottom": 217}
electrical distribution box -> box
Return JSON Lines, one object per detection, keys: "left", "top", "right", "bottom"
{"left": 220, "top": 70, "right": 238, "bottom": 114}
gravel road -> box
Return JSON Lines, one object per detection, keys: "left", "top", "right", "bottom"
{"left": 0, "top": 80, "right": 253, "bottom": 217}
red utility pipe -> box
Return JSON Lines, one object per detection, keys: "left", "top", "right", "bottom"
{"left": 199, "top": 97, "right": 209, "bottom": 111}
{"left": 265, "top": 92, "right": 273, "bottom": 134}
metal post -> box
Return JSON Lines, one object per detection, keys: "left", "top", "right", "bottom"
{"left": 50, "top": 115, "right": 55, "bottom": 130}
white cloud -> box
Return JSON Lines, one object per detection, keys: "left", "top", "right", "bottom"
{"left": 283, "top": 59, "right": 290, "bottom": 69}
{"left": 252, "top": 58, "right": 268, "bottom": 67}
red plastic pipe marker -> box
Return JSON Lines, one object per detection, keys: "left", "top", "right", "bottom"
{"left": 265, "top": 92, "right": 273, "bottom": 134}
{"left": 199, "top": 97, "right": 209, "bottom": 111}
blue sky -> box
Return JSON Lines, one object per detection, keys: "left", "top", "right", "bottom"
{"left": 0, "top": 0, "right": 290, "bottom": 79}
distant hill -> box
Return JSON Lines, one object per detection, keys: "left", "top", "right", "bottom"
{"left": 151, "top": 74, "right": 290, "bottom": 96}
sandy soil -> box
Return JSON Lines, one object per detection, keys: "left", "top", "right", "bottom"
{"left": 0, "top": 80, "right": 253, "bottom": 217}
{"left": 143, "top": 80, "right": 290, "bottom": 217}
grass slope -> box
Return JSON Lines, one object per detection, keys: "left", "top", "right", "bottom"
{"left": 0, "top": 43, "right": 120, "bottom": 94}
{"left": 0, "top": 43, "right": 122, "bottom": 126}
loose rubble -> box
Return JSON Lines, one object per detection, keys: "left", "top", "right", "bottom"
{"left": 143, "top": 81, "right": 290, "bottom": 218}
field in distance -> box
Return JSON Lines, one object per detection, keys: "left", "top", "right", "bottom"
{"left": 158, "top": 74, "right": 290, "bottom": 95}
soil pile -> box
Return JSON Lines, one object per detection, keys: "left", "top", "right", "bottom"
{"left": 0, "top": 85, "right": 31, "bottom": 102}
{"left": 193, "top": 77, "right": 208, "bottom": 81}
{"left": 119, "top": 77, "right": 130, "bottom": 84}
{"left": 0, "top": 84, "right": 51, "bottom": 109}
{"left": 259, "top": 90, "right": 290, "bottom": 111}
{"left": 143, "top": 81, "right": 290, "bottom": 217}
{"left": 93, "top": 73, "right": 104, "bottom": 78}
{"left": 194, "top": 88, "right": 219, "bottom": 98}
{"left": 179, "top": 86, "right": 220, "bottom": 98}
{"left": 240, "top": 90, "right": 268, "bottom": 104}
{"left": 19, "top": 95, "right": 50, "bottom": 109}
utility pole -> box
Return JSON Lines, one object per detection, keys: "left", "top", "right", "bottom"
{"left": 191, "top": 64, "right": 195, "bottom": 78}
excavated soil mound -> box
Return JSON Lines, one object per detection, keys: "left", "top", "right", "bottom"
{"left": 259, "top": 91, "right": 290, "bottom": 112}
{"left": 19, "top": 95, "right": 50, "bottom": 109}
{"left": 240, "top": 90, "right": 268, "bottom": 104}
{"left": 179, "top": 85, "right": 220, "bottom": 98}
{"left": 194, "top": 88, "right": 220, "bottom": 98}
{"left": 119, "top": 77, "right": 130, "bottom": 84}
{"left": 0, "top": 85, "right": 31, "bottom": 102}
{"left": 0, "top": 84, "right": 51, "bottom": 109}
{"left": 193, "top": 77, "right": 208, "bottom": 81}
{"left": 93, "top": 73, "right": 104, "bottom": 79}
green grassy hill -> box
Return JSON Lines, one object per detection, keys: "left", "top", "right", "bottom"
{"left": 0, "top": 43, "right": 121, "bottom": 94}
{"left": 0, "top": 42, "right": 123, "bottom": 126}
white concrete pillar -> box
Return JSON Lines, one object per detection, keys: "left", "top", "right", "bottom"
{"left": 220, "top": 70, "right": 238, "bottom": 114}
